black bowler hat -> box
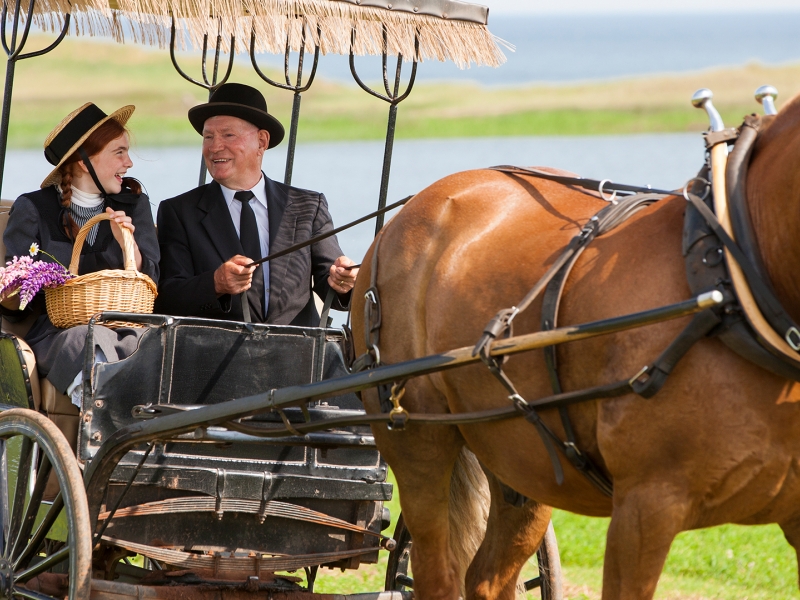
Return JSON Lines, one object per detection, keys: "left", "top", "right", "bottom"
{"left": 188, "top": 83, "right": 285, "bottom": 148}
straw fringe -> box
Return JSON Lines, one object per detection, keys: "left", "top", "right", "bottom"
{"left": 5, "top": 0, "right": 507, "bottom": 68}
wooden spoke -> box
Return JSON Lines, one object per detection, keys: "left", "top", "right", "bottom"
{"left": 0, "top": 410, "right": 91, "bottom": 600}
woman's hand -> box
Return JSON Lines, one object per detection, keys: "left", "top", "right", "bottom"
{"left": 0, "top": 294, "right": 20, "bottom": 311}
{"left": 105, "top": 207, "right": 142, "bottom": 270}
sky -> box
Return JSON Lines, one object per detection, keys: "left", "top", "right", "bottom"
{"left": 487, "top": 0, "right": 800, "bottom": 14}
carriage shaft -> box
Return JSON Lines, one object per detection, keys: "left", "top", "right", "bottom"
{"left": 83, "top": 290, "right": 722, "bottom": 521}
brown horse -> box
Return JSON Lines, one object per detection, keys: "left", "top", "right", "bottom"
{"left": 352, "top": 94, "right": 800, "bottom": 599}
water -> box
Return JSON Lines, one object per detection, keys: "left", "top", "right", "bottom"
{"left": 3, "top": 134, "right": 704, "bottom": 267}
{"left": 253, "top": 12, "right": 800, "bottom": 86}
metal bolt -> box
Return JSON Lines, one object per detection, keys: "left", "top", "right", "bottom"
{"left": 94, "top": 399, "right": 104, "bottom": 408}
{"left": 691, "top": 88, "right": 725, "bottom": 132}
{"left": 92, "top": 432, "right": 102, "bottom": 442}
{"left": 755, "top": 85, "right": 778, "bottom": 116}
{"left": 83, "top": 413, "right": 92, "bottom": 423}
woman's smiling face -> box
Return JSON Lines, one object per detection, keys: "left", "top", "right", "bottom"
{"left": 76, "top": 132, "right": 133, "bottom": 194}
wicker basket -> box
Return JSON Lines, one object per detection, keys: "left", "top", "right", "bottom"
{"left": 45, "top": 212, "right": 157, "bottom": 329}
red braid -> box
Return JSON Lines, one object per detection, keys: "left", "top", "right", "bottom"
{"left": 59, "top": 168, "right": 73, "bottom": 207}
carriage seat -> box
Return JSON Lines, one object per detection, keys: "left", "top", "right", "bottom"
{"left": 0, "top": 198, "right": 79, "bottom": 452}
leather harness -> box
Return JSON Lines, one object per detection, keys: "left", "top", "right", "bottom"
{"left": 353, "top": 116, "right": 800, "bottom": 497}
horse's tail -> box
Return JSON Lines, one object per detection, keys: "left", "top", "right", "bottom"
{"left": 449, "top": 446, "right": 490, "bottom": 592}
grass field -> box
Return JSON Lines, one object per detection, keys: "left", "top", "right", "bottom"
{"left": 306, "top": 473, "right": 800, "bottom": 599}
{"left": 4, "top": 35, "right": 800, "bottom": 147}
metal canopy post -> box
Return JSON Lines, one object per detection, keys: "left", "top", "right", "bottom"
{"left": 0, "top": 0, "right": 70, "bottom": 197}
{"left": 250, "top": 20, "right": 320, "bottom": 186}
{"left": 350, "top": 27, "right": 418, "bottom": 237}
{"left": 169, "top": 17, "right": 235, "bottom": 187}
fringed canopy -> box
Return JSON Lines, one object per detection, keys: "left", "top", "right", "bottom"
{"left": 9, "top": 0, "right": 508, "bottom": 68}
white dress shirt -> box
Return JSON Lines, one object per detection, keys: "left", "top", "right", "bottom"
{"left": 219, "top": 174, "right": 270, "bottom": 310}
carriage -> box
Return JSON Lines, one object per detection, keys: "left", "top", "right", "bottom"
{"left": 0, "top": 0, "right": 571, "bottom": 597}
{"left": 0, "top": 0, "right": 791, "bottom": 597}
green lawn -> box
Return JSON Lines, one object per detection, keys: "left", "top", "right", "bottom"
{"left": 308, "top": 471, "right": 799, "bottom": 599}
{"left": 548, "top": 511, "right": 799, "bottom": 599}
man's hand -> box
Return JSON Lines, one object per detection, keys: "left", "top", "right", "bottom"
{"left": 329, "top": 256, "right": 359, "bottom": 294}
{"left": 214, "top": 255, "right": 258, "bottom": 296}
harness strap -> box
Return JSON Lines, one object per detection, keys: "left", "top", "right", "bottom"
{"left": 703, "top": 128, "right": 739, "bottom": 149}
{"left": 474, "top": 191, "right": 668, "bottom": 358}
{"left": 352, "top": 229, "right": 386, "bottom": 374}
{"left": 480, "top": 352, "right": 565, "bottom": 485}
{"left": 474, "top": 219, "right": 598, "bottom": 358}
{"left": 684, "top": 190, "right": 800, "bottom": 350}
{"left": 489, "top": 165, "right": 676, "bottom": 197}
{"left": 472, "top": 181, "right": 670, "bottom": 495}
{"left": 630, "top": 308, "right": 722, "bottom": 397}
{"left": 541, "top": 247, "right": 614, "bottom": 496}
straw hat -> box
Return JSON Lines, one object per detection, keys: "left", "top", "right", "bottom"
{"left": 41, "top": 102, "right": 135, "bottom": 188}
{"left": 188, "top": 83, "right": 284, "bottom": 148}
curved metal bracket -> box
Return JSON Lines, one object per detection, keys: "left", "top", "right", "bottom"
{"left": 349, "top": 26, "right": 419, "bottom": 235}
{"left": 169, "top": 17, "right": 235, "bottom": 185}
{"left": 349, "top": 26, "right": 419, "bottom": 106}
{"left": 250, "top": 21, "right": 320, "bottom": 93}
{"left": 169, "top": 17, "right": 235, "bottom": 93}
{"left": 250, "top": 19, "right": 321, "bottom": 185}
{"left": 0, "top": 0, "right": 71, "bottom": 196}
{"left": 2, "top": 0, "right": 70, "bottom": 61}
{"left": 17, "top": 15, "right": 70, "bottom": 61}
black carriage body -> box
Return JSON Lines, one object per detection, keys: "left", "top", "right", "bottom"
{"left": 80, "top": 316, "right": 389, "bottom": 567}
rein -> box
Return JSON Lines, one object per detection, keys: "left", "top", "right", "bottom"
{"left": 489, "top": 165, "right": 676, "bottom": 198}
{"left": 244, "top": 195, "right": 412, "bottom": 269}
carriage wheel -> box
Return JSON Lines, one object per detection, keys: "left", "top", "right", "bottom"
{"left": 384, "top": 512, "right": 412, "bottom": 591}
{"left": 523, "top": 521, "right": 563, "bottom": 600}
{"left": 0, "top": 409, "right": 92, "bottom": 600}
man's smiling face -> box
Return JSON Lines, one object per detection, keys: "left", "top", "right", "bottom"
{"left": 202, "top": 115, "right": 270, "bottom": 190}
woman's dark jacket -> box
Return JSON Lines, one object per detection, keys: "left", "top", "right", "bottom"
{"left": 1, "top": 184, "right": 159, "bottom": 390}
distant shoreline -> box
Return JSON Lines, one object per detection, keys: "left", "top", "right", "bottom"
{"left": 3, "top": 36, "right": 798, "bottom": 148}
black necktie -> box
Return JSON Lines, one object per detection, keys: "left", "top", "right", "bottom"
{"left": 234, "top": 190, "right": 265, "bottom": 321}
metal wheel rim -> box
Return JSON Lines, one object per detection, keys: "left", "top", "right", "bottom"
{"left": 0, "top": 409, "right": 92, "bottom": 600}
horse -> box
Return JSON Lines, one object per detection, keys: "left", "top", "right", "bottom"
{"left": 351, "top": 93, "right": 800, "bottom": 600}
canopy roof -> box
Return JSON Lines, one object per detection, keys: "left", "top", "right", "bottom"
{"left": 16, "top": 0, "right": 507, "bottom": 68}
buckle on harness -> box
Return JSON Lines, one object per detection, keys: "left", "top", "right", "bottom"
{"left": 682, "top": 178, "right": 711, "bottom": 203}
{"left": 628, "top": 365, "right": 650, "bottom": 387}
{"left": 786, "top": 327, "right": 800, "bottom": 351}
{"left": 387, "top": 382, "right": 409, "bottom": 431}
{"left": 598, "top": 180, "right": 618, "bottom": 205}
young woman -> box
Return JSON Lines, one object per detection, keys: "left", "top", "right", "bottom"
{"left": 1, "top": 102, "right": 159, "bottom": 405}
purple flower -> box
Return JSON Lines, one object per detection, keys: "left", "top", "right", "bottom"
{"left": 0, "top": 255, "right": 74, "bottom": 309}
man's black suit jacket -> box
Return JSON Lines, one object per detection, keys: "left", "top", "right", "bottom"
{"left": 155, "top": 176, "right": 349, "bottom": 326}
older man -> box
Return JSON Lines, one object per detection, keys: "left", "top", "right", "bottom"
{"left": 155, "top": 83, "right": 358, "bottom": 325}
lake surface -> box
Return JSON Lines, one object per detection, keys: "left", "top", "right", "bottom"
{"left": 3, "top": 134, "right": 705, "bottom": 265}
{"left": 253, "top": 12, "right": 800, "bottom": 85}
